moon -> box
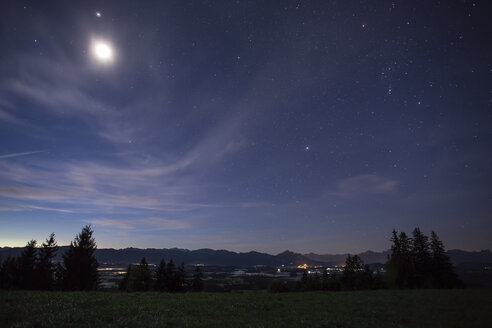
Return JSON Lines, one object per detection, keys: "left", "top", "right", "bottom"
{"left": 92, "top": 41, "right": 113, "bottom": 63}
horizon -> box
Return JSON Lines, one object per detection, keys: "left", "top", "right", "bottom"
{"left": 1, "top": 239, "right": 489, "bottom": 256}
{"left": 1, "top": 1, "right": 491, "bottom": 253}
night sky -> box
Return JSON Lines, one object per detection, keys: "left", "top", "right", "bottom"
{"left": 0, "top": 1, "right": 491, "bottom": 254}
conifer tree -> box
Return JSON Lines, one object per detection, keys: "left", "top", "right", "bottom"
{"left": 62, "top": 225, "right": 99, "bottom": 290}
{"left": 411, "top": 228, "right": 431, "bottom": 287}
{"left": 119, "top": 264, "right": 133, "bottom": 291}
{"left": 166, "top": 259, "right": 176, "bottom": 292}
{"left": 176, "top": 262, "right": 186, "bottom": 292}
{"left": 154, "top": 259, "right": 167, "bottom": 291}
{"left": 430, "top": 231, "right": 463, "bottom": 288}
{"left": 341, "top": 254, "right": 366, "bottom": 290}
{"left": 0, "top": 257, "right": 18, "bottom": 289}
{"left": 18, "top": 240, "right": 37, "bottom": 290}
{"left": 386, "top": 230, "right": 415, "bottom": 288}
{"left": 191, "top": 265, "right": 203, "bottom": 292}
{"left": 134, "top": 257, "right": 153, "bottom": 291}
{"left": 321, "top": 268, "right": 330, "bottom": 290}
{"left": 299, "top": 270, "right": 312, "bottom": 291}
{"left": 37, "top": 233, "right": 58, "bottom": 290}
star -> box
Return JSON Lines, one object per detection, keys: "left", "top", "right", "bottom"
{"left": 96, "top": 12, "right": 102, "bottom": 18}
{"left": 305, "top": 146, "right": 310, "bottom": 151}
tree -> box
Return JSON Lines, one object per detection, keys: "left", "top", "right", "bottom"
{"left": 37, "top": 233, "right": 58, "bottom": 290}
{"left": 299, "top": 271, "right": 311, "bottom": 291}
{"left": 121, "top": 257, "right": 153, "bottom": 292}
{"left": 166, "top": 259, "right": 176, "bottom": 292}
{"left": 386, "top": 230, "right": 415, "bottom": 289}
{"left": 133, "top": 257, "right": 153, "bottom": 291}
{"left": 119, "top": 264, "right": 133, "bottom": 291}
{"left": 18, "top": 240, "right": 37, "bottom": 290}
{"left": 0, "top": 257, "right": 18, "bottom": 289}
{"left": 341, "top": 254, "right": 369, "bottom": 290}
{"left": 176, "top": 262, "right": 186, "bottom": 292}
{"left": 411, "top": 228, "right": 432, "bottom": 288}
{"left": 62, "top": 225, "right": 99, "bottom": 290}
{"left": 321, "top": 268, "right": 330, "bottom": 290}
{"left": 154, "top": 259, "right": 168, "bottom": 292}
{"left": 430, "top": 231, "right": 463, "bottom": 288}
{"left": 191, "top": 265, "right": 203, "bottom": 292}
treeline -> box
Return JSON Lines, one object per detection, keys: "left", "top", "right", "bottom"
{"left": 385, "top": 228, "right": 463, "bottom": 289}
{"left": 1, "top": 226, "right": 462, "bottom": 292}
{"left": 270, "top": 228, "right": 463, "bottom": 293}
{"left": 0, "top": 225, "right": 98, "bottom": 290}
{"left": 119, "top": 257, "right": 203, "bottom": 292}
{"left": 269, "top": 254, "right": 385, "bottom": 293}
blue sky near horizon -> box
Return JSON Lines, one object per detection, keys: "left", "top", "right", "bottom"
{"left": 0, "top": 0, "right": 491, "bottom": 254}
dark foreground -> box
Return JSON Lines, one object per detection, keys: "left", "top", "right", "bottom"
{"left": 1, "top": 289, "right": 490, "bottom": 327}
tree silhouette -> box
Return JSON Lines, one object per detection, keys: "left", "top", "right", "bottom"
{"left": 321, "top": 268, "right": 330, "bottom": 290}
{"left": 386, "top": 228, "right": 463, "bottom": 289}
{"left": 430, "top": 231, "right": 463, "bottom": 288}
{"left": 121, "top": 257, "right": 153, "bottom": 292}
{"left": 0, "top": 257, "right": 18, "bottom": 289}
{"left": 37, "top": 233, "right": 58, "bottom": 290}
{"left": 411, "top": 228, "right": 432, "bottom": 288}
{"left": 191, "top": 265, "right": 203, "bottom": 292}
{"left": 119, "top": 264, "right": 133, "bottom": 291}
{"left": 176, "top": 262, "right": 186, "bottom": 292}
{"left": 166, "top": 259, "right": 176, "bottom": 292}
{"left": 133, "top": 257, "right": 153, "bottom": 291}
{"left": 341, "top": 254, "right": 369, "bottom": 290}
{"left": 62, "top": 225, "right": 99, "bottom": 290}
{"left": 154, "top": 259, "right": 168, "bottom": 292}
{"left": 386, "top": 230, "right": 415, "bottom": 288}
{"left": 18, "top": 240, "right": 37, "bottom": 290}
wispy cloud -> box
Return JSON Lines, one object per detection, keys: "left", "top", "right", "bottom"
{"left": 0, "top": 151, "right": 46, "bottom": 159}
{"left": 335, "top": 174, "right": 398, "bottom": 198}
{"left": 22, "top": 205, "right": 73, "bottom": 213}
{"left": 89, "top": 217, "right": 189, "bottom": 230}
{"left": 89, "top": 219, "right": 134, "bottom": 230}
{"left": 0, "top": 156, "right": 226, "bottom": 214}
{"left": 0, "top": 108, "right": 27, "bottom": 125}
{"left": 140, "top": 217, "right": 190, "bottom": 230}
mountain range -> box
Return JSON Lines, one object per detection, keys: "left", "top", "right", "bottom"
{"left": 1, "top": 246, "right": 491, "bottom": 267}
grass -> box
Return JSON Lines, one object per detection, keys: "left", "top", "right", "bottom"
{"left": 0, "top": 289, "right": 490, "bottom": 327}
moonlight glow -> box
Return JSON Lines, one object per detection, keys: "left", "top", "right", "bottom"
{"left": 92, "top": 41, "right": 113, "bottom": 62}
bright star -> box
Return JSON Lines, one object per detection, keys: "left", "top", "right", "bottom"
{"left": 96, "top": 12, "right": 102, "bottom": 17}
{"left": 305, "top": 146, "right": 310, "bottom": 151}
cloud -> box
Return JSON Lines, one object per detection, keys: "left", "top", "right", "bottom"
{"left": 0, "top": 151, "right": 46, "bottom": 159}
{"left": 0, "top": 156, "right": 226, "bottom": 214}
{"left": 22, "top": 205, "right": 74, "bottom": 213}
{"left": 0, "top": 109, "right": 26, "bottom": 125}
{"left": 89, "top": 217, "right": 189, "bottom": 230}
{"left": 0, "top": 184, "right": 63, "bottom": 201}
{"left": 139, "top": 217, "right": 190, "bottom": 230}
{"left": 89, "top": 219, "right": 134, "bottom": 230}
{"left": 336, "top": 174, "right": 398, "bottom": 197}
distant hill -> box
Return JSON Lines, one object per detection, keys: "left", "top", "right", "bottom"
{"left": 304, "top": 249, "right": 492, "bottom": 266}
{"left": 1, "top": 246, "right": 490, "bottom": 267}
{"left": 304, "top": 250, "right": 391, "bottom": 265}
{"left": 0, "top": 247, "right": 323, "bottom": 267}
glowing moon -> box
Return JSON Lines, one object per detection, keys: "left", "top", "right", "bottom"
{"left": 92, "top": 41, "right": 113, "bottom": 62}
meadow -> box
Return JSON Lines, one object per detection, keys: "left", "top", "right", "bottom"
{"left": 1, "top": 289, "right": 490, "bottom": 327}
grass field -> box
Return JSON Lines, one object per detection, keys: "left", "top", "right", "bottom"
{"left": 1, "top": 289, "right": 490, "bottom": 327}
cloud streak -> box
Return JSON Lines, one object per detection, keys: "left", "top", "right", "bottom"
{"left": 89, "top": 217, "right": 189, "bottom": 231}
{"left": 0, "top": 151, "right": 46, "bottom": 159}
{"left": 335, "top": 174, "right": 399, "bottom": 198}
